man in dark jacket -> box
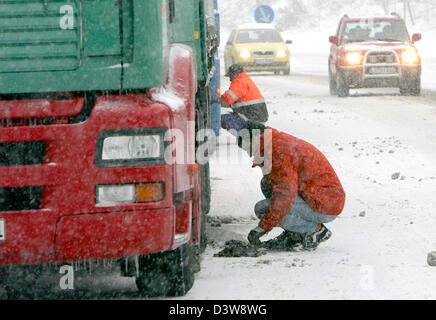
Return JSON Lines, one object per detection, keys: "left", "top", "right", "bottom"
{"left": 245, "top": 124, "right": 346, "bottom": 251}
{"left": 218, "top": 64, "right": 269, "bottom": 133}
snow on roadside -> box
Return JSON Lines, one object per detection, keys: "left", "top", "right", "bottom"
{"left": 185, "top": 73, "right": 436, "bottom": 300}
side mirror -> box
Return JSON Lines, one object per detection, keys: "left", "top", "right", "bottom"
{"left": 412, "top": 33, "right": 422, "bottom": 43}
{"left": 329, "top": 35, "right": 338, "bottom": 45}
{"left": 285, "top": 40, "right": 293, "bottom": 44}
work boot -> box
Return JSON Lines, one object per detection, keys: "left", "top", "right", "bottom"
{"left": 302, "top": 224, "right": 332, "bottom": 251}
{"left": 262, "top": 231, "right": 303, "bottom": 251}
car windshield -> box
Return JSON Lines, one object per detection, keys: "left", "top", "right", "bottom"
{"left": 342, "top": 19, "right": 409, "bottom": 43}
{"left": 236, "top": 29, "right": 283, "bottom": 43}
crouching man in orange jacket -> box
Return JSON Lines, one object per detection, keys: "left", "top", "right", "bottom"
{"left": 245, "top": 124, "right": 346, "bottom": 251}
{"left": 218, "top": 64, "right": 268, "bottom": 133}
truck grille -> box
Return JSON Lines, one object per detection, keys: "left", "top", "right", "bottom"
{"left": 0, "top": 186, "right": 42, "bottom": 211}
{"left": 0, "top": 0, "right": 81, "bottom": 72}
{"left": 0, "top": 141, "right": 45, "bottom": 166}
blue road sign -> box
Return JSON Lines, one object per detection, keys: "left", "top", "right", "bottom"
{"left": 254, "top": 5, "right": 274, "bottom": 24}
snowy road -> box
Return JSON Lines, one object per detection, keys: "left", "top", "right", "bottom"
{"left": 2, "top": 63, "right": 436, "bottom": 301}
{"left": 188, "top": 73, "right": 436, "bottom": 300}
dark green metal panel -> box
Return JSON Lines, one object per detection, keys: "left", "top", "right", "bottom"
{"left": 122, "top": 0, "right": 168, "bottom": 90}
{"left": 0, "top": 0, "right": 81, "bottom": 73}
{"left": 170, "top": 0, "right": 213, "bottom": 83}
{"left": 171, "top": 0, "right": 204, "bottom": 81}
{"left": 82, "top": 0, "right": 121, "bottom": 57}
{"left": 0, "top": 0, "right": 167, "bottom": 94}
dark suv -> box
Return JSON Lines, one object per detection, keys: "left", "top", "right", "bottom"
{"left": 328, "top": 14, "right": 422, "bottom": 97}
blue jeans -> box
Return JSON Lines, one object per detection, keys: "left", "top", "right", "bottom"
{"left": 221, "top": 112, "right": 245, "bottom": 132}
{"left": 254, "top": 179, "right": 337, "bottom": 234}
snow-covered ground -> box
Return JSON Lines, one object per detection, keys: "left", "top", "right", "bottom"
{"left": 185, "top": 72, "right": 436, "bottom": 299}
{"left": 188, "top": 16, "right": 436, "bottom": 298}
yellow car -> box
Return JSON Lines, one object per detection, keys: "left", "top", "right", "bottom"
{"left": 224, "top": 25, "right": 292, "bottom": 75}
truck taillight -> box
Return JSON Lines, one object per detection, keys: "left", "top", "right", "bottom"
{"left": 217, "top": 87, "right": 221, "bottom": 95}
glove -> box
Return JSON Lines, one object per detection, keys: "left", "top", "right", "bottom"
{"left": 247, "top": 226, "right": 268, "bottom": 246}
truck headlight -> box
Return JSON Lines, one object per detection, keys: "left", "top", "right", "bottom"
{"left": 95, "top": 128, "right": 167, "bottom": 168}
{"left": 102, "top": 135, "right": 161, "bottom": 160}
{"left": 401, "top": 49, "right": 419, "bottom": 64}
{"left": 345, "top": 52, "right": 362, "bottom": 65}
{"left": 277, "top": 50, "right": 287, "bottom": 57}
{"left": 240, "top": 51, "right": 251, "bottom": 59}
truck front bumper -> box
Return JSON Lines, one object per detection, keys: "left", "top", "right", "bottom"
{"left": 0, "top": 207, "right": 175, "bottom": 265}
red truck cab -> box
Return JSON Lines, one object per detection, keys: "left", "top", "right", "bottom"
{"left": 328, "top": 14, "right": 422, "bottom": 97}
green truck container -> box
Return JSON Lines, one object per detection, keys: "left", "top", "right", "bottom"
{"left": 0, "top": 0, "right": 217, "bottom": 94}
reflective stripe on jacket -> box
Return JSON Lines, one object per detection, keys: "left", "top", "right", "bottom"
{"left": 254, "top": 128, "right": 346, "bottom": 232}
{"left": 222, "top": 72, "right": 268, "bottom": 123}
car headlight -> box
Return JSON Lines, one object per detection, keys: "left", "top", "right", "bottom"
{"left": 95, "top": 128, "right": 166, "bottom": 168}
{"left": 239, "top": 51, "right": 251, "bottom": 59}
{"left": 277, "top": 50, "right": 287, "bottom": 57}
{"left": 401, "top": 49, "right": 419, "bottom": 64}
{"left": 345, "top": 52, "right": 362, "bottom": 65}
{"left": 102, "top": 135, "right": 161, "bottom": 160}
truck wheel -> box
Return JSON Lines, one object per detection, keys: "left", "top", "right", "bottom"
{"left": 199, "top": 197, "right": 208, "bottom": 253}
{"left": 136, "top": 244, "right": 195, "bottom": 297}
{"left": 200, "top": 162, "right": 211, "bottom": 215}
{"left": 2, "top": 266, "right": 43, "bottom": 299}
{"left": 337, "top": 72, "right": 350, "bottom": 97}
{"left": 199, "top": 162, "right": 210, "bottom": 253}
{"left": 283, "top": 67, "right": 290, "bottom": 76}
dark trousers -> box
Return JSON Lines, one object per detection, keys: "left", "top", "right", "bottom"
{"left": 221, "top": 112, "right": 245, "bottom": 132}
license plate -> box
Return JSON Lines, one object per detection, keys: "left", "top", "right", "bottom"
{"left": 369, "top": 67, "right": 397, "bottom": 74}
{"left": 254, "top": 58, "right": 274, "bottom": 65}
{"left": 0, "top": 219, "right": 5, "bottom": 241}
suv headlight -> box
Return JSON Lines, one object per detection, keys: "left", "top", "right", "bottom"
{"left": 345, "top": 52, "right": 362, "bottom": 65}
{"left": 401, "top": 49, "right": 419, "bottom": 64}
{"left": 95, "top": 128, "right": 167, "bottom": 168}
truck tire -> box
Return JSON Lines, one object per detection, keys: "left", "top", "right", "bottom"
{"left": 2, "top": 266, "right": 43, "bottom": 299}
{"left": 200, "top": 162, "right": 211, "bottom": 215}
{"left": 199, "top": 162, "right": 210, "bottom": 254}
{"left": 337, "top": 72, "right": 350, "bottom": 97}
{"left": 136, "top": 244, "right": 195, "bottom": 297}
